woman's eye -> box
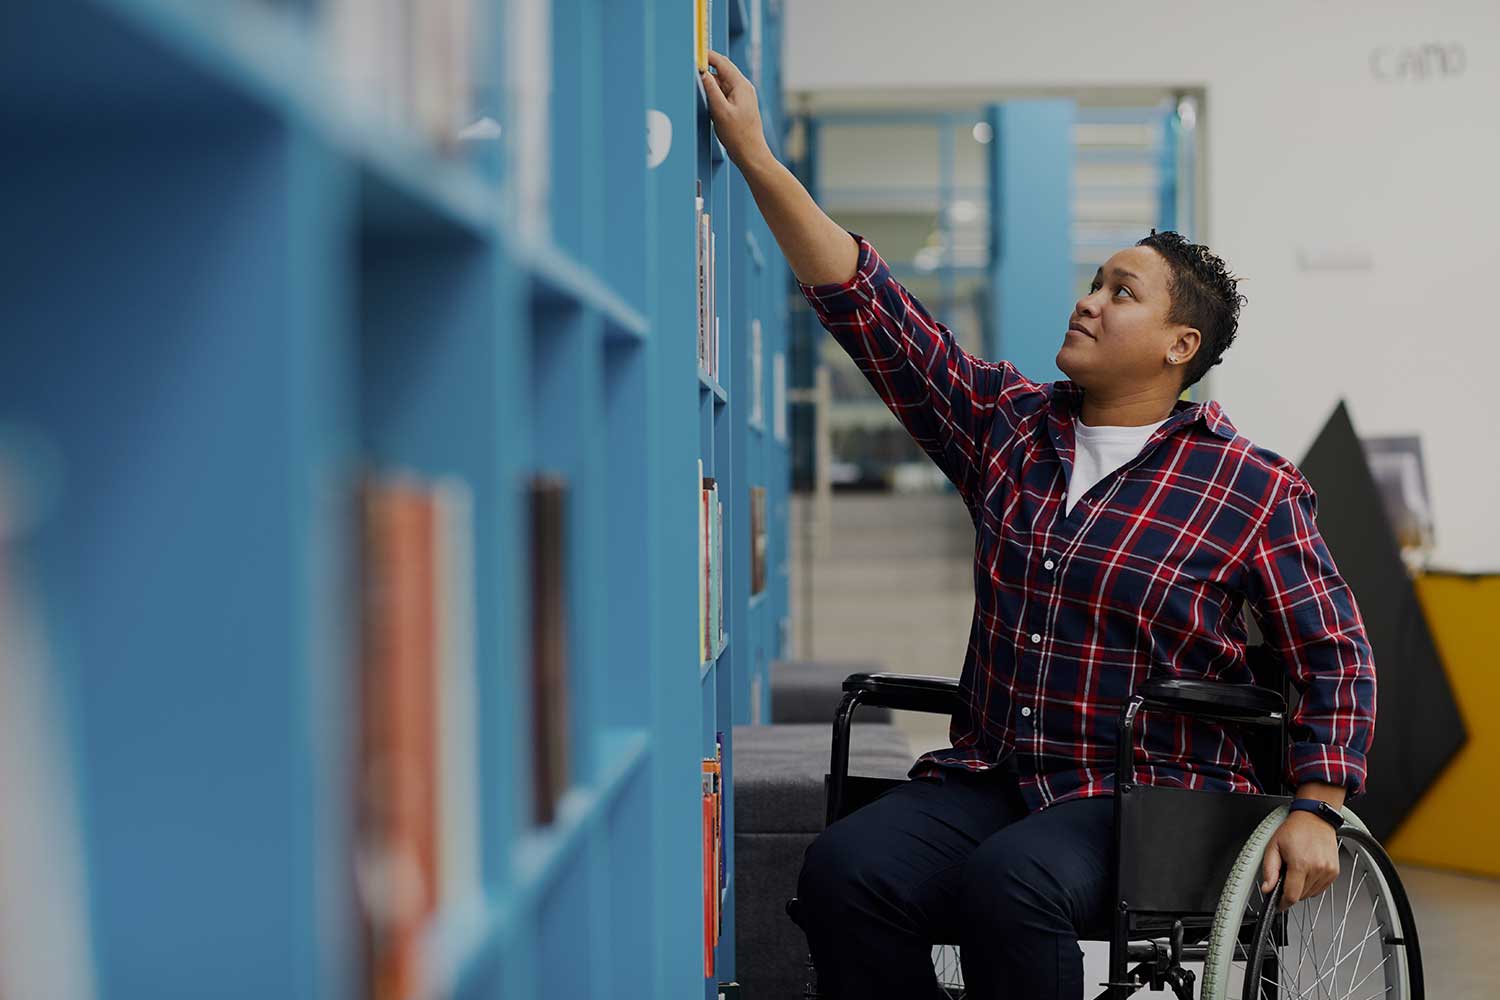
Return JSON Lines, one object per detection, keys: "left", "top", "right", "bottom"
{"left": 1115, "top": 286, "right": 1132, "bottom": 298}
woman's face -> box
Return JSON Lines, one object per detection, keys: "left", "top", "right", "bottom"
{"left": 1056, "top": 245, "right": 1197, "bottom": 392}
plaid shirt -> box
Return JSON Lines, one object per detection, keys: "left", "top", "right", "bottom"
{"left": 797, "top": 231, "right": 1376, "bottom": 814}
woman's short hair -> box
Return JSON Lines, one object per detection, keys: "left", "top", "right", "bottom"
{"left": 1136, "top": 229, "right": 1247, "bottom": 392}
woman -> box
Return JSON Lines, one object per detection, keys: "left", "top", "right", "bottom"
{"left": 702, "top": 50, "right": 1375, "bottom": 1000}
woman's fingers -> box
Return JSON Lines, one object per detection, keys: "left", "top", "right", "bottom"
{"left": 700, "top": 66, "right": 729, "bottom": 114}
{"left": 705, "top": 49, "right": 749, "bottom": 96}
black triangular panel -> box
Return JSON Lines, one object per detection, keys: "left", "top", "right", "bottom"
{"left": 1288, "top": 400, "right": 1467, "bottom": 840}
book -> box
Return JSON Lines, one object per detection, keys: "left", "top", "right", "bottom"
{"left": 749, "top": 318, "right": 763, "bottom": 426}
{"left": 749, "top": 0, "right": 762, "bottom": 86}
{"left": 772, "top": 351, "right": 787, "bottom": 442}
{"left": 750, "top": 485, "right": 767, "bottom": 595}
{"left": 433, "top": 477, "right": 480, "bottom": 905}
{"left": 701, "top": 477, "right": 719, "bottom": 659}
{"left": 357, "top": 476, "right": 440, "bottom": 1000}
{"left": 328, "top": 0, "right": 477, "bottom": 154}
{"left": 714, "top": 731, "right": 725, "bottom": 894}
{"left": 708, "top": 228, "right": 717, "bottom": 378}
{"left": 508, "top": 0, "right": 552, "bottom": 236}
{"left": 695, "top": 0, "right": 707, "bottom": 72}
{"left": 698, "top": 460, "right": 708, "bottom": 662}
{"left": 696, "top": 186, "right": 707, "bottom": 372}
{"left": 714, "top": 494, "right": 724, "bottom": 650}
{"left": 529, "top": 474, "right": 571, "bottom": 825}
{"left": 0, "top": 457, "right": 98, "bottom": 1000}
{"left": 702, "top": 767, "right": 716, "bottom": 978}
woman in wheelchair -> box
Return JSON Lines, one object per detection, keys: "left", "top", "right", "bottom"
{"left": 702, "top": 47, "right": 1417, "bottom": 998}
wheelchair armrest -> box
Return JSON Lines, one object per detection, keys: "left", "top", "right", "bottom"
{"left": 841, "top": 672, "right": 961, "bottom": 717}
{"left": 826, "top": 673, "right": 959, "bottom": 826}
{"left": 1136, "top": 677, "right": 1285, "bottom": 726}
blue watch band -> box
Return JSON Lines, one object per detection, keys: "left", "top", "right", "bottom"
{"left": 1288, "top": 798, "right": 1345, "bottom": 830}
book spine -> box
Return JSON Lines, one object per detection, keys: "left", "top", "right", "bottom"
{"left": 434, "top": 477, "right": 480, "bottom": 905}
{"left": 714, "top": 494, "right": 724, "bottom": 650}
{"left": 530, "top": 475, "right": 570, "bottom": 825}
{"left": 702, "top": 770, "right": 715, "bottom": 978}
{"left": 708, "top": 228, "right": 717, "bottom": 378}
{"left": 695, "top": 190, "right": 706, "bottom": 370}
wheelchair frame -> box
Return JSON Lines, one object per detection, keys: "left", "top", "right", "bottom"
{"left": 797, "top": 644, "right": 1414, "bottom": 1000}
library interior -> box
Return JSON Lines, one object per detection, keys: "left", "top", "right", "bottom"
{"left": 1, "top": 2, "right": 1496, "bottom": 999}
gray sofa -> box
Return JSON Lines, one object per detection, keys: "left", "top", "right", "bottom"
{"left": 733, "top": 709, "right": 914, "bottom": 998}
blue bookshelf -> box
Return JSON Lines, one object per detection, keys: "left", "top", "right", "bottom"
{"left": 0, "top": 0, "right": 789, "bottom": 998}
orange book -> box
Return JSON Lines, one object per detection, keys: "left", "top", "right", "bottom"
{"left": 703, "top": 770, "right": 716, "bottom": 979}
{"left": 359, "top": 479, "right": 440, "bottom": 1000}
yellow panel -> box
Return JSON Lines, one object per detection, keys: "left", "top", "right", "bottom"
{"left": 1382, "top": 574, "right": 1500, "bottom": 877}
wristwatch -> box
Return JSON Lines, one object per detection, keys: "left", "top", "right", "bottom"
{"left": 1288, "top": 798, "right": 1345, "bottom": 830}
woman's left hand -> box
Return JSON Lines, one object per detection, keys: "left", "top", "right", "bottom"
{"left": 1260, "top": 811, "right": 1341, "bottom": 912}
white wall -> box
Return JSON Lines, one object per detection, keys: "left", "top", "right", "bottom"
{"left": 785, "top": 0, "right": 1500, "bottom": 572}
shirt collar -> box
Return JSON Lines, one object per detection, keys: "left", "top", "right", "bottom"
{"left": 1048, "top": 379, "right": 1238, "bottom": 444}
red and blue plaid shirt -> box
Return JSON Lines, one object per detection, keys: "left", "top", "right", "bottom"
{"left": 797, "top": 232, "right": 1377, "bottom": 814}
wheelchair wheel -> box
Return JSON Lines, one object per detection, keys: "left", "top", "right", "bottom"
{"left": 1200, "top": 804, "right": 1423, "bottom": 1000}
{"left": 930, "top": 943, "right": 965, "bottom": 999}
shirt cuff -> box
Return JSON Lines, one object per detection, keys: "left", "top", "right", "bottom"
{"left": 795, "top": 230, "right": 893, "bottom": 316}
{"left": 1288, "top": 741, "right": 1369, "bottom": 799}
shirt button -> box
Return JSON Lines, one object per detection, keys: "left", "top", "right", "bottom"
{"left": 1020, "top": 706, "right": 1032, "bottom": 717}
{"left": 1030, "top": 633, "right": 1042, "bottom": 643}
{"left": 1044, "top": 559, "right": 1055, "bottom": 570}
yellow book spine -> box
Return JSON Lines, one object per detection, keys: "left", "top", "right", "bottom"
{"left": 695, "top": 0, "right": 707, "bottom": 72}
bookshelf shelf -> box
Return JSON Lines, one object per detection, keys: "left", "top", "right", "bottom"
{"left": 516, "top": 236, "right": 651, "bottom": 342}
{"left": 511, "top": 727, "right": 650, "bottom": 907}
{"left": 699, "top": 365, "right": 730, "bottom": 403}
{"left": 2, "top": 0, "right": 789, "bottom": 998}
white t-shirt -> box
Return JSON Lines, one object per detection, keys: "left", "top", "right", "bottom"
{"left": 1065, "top": 415, "right": 1170, "bottom": 516}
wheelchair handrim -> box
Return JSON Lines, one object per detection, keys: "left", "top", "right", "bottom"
{"left": 1199, "top": 803, "right": 1414, "bottom": 1000}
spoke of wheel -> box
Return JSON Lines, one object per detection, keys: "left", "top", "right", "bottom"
{"left": 1314, "top": 863, "right": 1365, "bottom": 998}
{"left": 1267, "top": 911, "right": 1321, "bottom": 1000}
{"left": 1316, "top": 921, "right": 1384, "bottom": 998}
{"left": 1337, "top": 910, "right": 1382, "bottom": 1000}
{"left": 1338, "top": 857, "right": 1374, "bottom": 995}
{"left": 1305, "top": 879, "right": 1333, "bottom": 1000}
{"left": 1264, "top": 969, "right": 1317, "bottom": 1000}
{"left": 1289, "top": 902, "right": 1310, "bottom": 996}
{"left": 1333, "top": 930, "right": 1393, "bottom": 1000}
{"left": 1314, "top": 867, "right": 1370, "bottom": 999}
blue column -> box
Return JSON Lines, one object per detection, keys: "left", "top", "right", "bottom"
{"left": 986, "top": 100, "right": 1076, "bottom": 381}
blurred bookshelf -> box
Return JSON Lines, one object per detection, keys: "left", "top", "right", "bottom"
{"left": 0, "top": 0, "right": 790, "bottom": 998}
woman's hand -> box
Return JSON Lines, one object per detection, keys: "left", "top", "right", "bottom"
{"left": 699, "top": 49, "right": 771, "bottom": 171}
{"left": 1260, "top": 811, "right": 1341, "bottom": 912}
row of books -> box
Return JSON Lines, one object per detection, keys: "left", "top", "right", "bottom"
{"left": 702, "top": 733, "right": 725, "bottom": 978}
{"left": 699, "top": 466, "right": 725, "bottom": 662}
{"left": 356, "top": 473, "right": 482, "bottom": 1000}
{"left": 696, "top": 181, "right": 721, "bottom": 380}
{"left": 326, "top": 0, "right": 482, "bottom": 155}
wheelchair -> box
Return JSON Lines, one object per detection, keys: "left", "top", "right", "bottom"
{"left": 786, "top": 644, "right": 1423, "bottom": 999}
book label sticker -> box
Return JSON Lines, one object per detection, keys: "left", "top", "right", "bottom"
{"left": 647, "top": 109, "right": 672, "bottom": 169}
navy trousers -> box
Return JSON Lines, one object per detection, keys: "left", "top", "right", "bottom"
{"left": 795, "top": 764, "right": 1117, "bottom": 1000}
